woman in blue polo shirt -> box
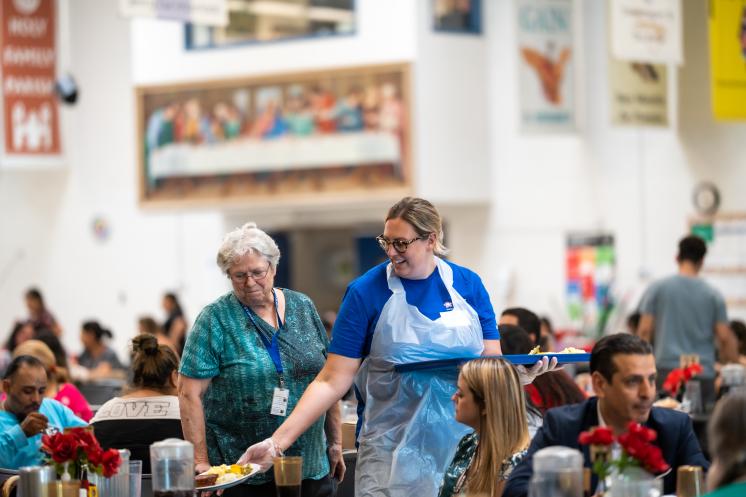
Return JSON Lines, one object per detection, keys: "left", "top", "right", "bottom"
{"left": 240, "top": 197, "right": 554, "bottom": 497}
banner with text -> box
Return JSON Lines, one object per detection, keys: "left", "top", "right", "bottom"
{"left": 119, "top": 0, "right": 228, "bottom": 26}
{"left": 0, "top": 0, "right": 61, "bottom": 159}
{"left": 609, "top": 57, "right": 668, "bottom": 127}
{"left": 516, "top": 0, "right": 576, "bottom": 132}
{"left": 610, "top": 0, "right": 682, "bottom": 65}
{"left": 708, "top": 0, "right": 746, "bottom": 120}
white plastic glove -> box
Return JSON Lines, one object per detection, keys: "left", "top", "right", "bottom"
{"left": 516, "top": 356, "right": 560, "bottom": 385}
{"left": 236, "top": 437, "right": 281, "bottom": 472}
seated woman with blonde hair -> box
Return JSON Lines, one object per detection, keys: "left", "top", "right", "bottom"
{"left": 439, "top": 357, "right": 530, "bottom": 497}
{"left": 12, "top": 339, "right": 93, "bottom": 421}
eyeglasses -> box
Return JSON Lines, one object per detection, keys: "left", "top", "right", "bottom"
{"left": 229, "top": 264, "right": 271, "bottom": 283}
{"left": 376, "top": 235, "right": 427, "bottom": 253}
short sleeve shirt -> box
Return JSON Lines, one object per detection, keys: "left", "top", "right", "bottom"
{"left": 639, "top": 275, "right": 728, "bottom": 376}
{"left": 0, "top": 398, "right": 86, "bottom": 469}
{"left": 329, "top": 260, "right": 499, "bottom": 359}
{"left": 179, "top": 290, "right": 330, "bottom": 484}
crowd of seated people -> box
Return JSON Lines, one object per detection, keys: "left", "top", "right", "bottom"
{"left": 4, "top": 279, "right": 746, "bottom": 497}
{"left": 10, "top": 340, "right": 92, "bottom": 421}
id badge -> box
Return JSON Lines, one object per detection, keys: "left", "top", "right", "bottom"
{"left": 271, "top": 387, "right": 289, "bottom": 417}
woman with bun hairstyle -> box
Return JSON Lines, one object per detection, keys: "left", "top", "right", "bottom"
{"left": 91, "top": 333, "right": 183, "bottom": 473}
{"left": 10, "top": 339, "right": 93, "bottom": 421}
{"left": 76, "top": 320, "right": 125, "bottom": 380}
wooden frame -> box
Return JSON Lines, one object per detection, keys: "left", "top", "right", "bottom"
{"left": 185, "top": 0, "right": 356, "bottom": 50}
{"left": 136, "top": 63, "right": 412, "bottom": 207}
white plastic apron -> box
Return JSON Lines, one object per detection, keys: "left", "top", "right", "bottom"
{"left": 354, "top": 257, "right": 485, "bottom": 497}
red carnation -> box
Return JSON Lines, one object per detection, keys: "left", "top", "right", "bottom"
{"left": 73, "top": 428, "right": 102, "bottom": 452}
{"left": 86, "top": 445, "right": 103, "bottom": 467}
{"left": 579, "top": 426, "right": 615, "bottom": 446}
{"left": 663, "top": 369, "right": 685, "bottom": 396}
{"left": 640, "top": 445, "right": 670, "bottom": 474}
{"left": 626, "top": 422, "right": 657, "bottom": 442}
{"left": 41, "top": 432, "right": 80, "bottom": 464}
{"left": 101, "top": 449, "right": 121, "bottom": 478}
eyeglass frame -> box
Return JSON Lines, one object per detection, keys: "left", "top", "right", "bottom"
{"left": 228, "top": 262, "right": 272, "bottom": 284}
{"left": 376, "top": 234, "right": 429, "bottom": 253}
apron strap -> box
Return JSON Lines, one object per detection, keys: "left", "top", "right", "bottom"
{"left": 386, "top": 263, "right": 404, "bottom": 293}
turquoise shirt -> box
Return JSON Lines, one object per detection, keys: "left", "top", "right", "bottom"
{"left": 703, "top": 481, "right": 746, "bottom": 497}
{"left": 180, "top": 290, "right": 330, "bottom": 484}
{"left": 0, "top": 398, "right": 87, "bottom": 469}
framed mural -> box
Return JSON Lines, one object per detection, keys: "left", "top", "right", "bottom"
{"left": 186, "top": 0, "right": 356, "bottom": 49}
{"left": 432, "top": 0, "right": 481, "bottom": 34}
{"left": 136, "top": 63, "right": 411, "bottom": 206}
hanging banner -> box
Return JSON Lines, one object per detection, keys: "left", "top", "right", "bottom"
{"left": 0, "top": 0, "right": 61, "bottom": 160}
{"left": 610, "top": 0, "right": 682, "bottom": 65}
{"left": 708, "top": 0, "right": 746, "bottom": 120}
{"left": 516, "top": 0, "right": 576, "bottom": 132}
{"left": 566, "top": 233, "right": 615, "bottom": 337}
{"left": 609, "top": 57, "right": 668, "bottom": 127}
{"left": 119, "top": 0, "right": 228, "bottom": 26}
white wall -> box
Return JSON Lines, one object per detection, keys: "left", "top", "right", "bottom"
{"left": 130, "top": 0, "right": 417, "bottom": 85}
{"left": 465, "top": 0, "right": 746, "bottom": 327}
{"left": 412, "top": 0, "right": 491, "bottom": 203}
{"left": 0, "top": 0, "right": 230, "bottom": 357}
{"left": 2, "top": 0, "right": 746, "bottom": 361}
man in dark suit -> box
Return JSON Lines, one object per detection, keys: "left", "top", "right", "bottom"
{"left": 504, "top": 333, "right": 709, "bottom": 497}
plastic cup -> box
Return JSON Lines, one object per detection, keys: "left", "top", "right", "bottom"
{"left": 129, "top": 460, "right": 142, "bottom": 497}
{"left": 677, "top": 465, "right": 705, "bottom": 497}
{"left": 274, "top": 456, "right": 303, "bottom": 497}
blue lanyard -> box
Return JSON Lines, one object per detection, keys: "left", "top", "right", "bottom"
{"left": 241, "top": 289, "right": 285, "bottom": 388}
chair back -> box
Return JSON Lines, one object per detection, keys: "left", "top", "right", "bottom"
{"left": 78, "top": 379, "right": 124, "bottom": 406}
{"left": 0, "top": 469, "right": 18, "bottom": 497}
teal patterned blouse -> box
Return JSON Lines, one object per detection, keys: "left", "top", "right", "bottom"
{"left": 438, "top": 432, "right": 527, "bottom": 497}
{"left": 180, "top": 290, "right": 330, "bottom": 484}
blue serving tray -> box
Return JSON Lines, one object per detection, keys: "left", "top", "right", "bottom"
{"left": 501, "top": 353, "right": 591, "bottom": 365}
{"left": 393, "top": 353, "right": 590, "bottom": 373}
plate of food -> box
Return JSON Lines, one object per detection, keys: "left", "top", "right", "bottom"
{"left": 501, "top": 346, "right": 591, "bottom": 365}
{"left": 393, "top": 347, "right": 590, "bottom": 373}
{"left": 195, "top": 463, "right": 260, "bottom": 492}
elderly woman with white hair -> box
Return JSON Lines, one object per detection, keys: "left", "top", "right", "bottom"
{"left": 178, "top": 223, "right": 343, "bottom": 497}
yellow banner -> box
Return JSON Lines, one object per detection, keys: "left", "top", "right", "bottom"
{"left": 709, "top": 0, "right": 746, "bottom": 120}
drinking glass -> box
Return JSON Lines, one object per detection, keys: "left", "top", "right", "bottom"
{"left": 129, "top": 460, "right": 143, "bottom": 497}
{"left": 681, "top": 381, "right": 703, "bottom": 415}
{"left": 677, "top": 465, "right": 704, "bottom": 497}
{"left": 274, "top": 456, "right": 303, "bottom": 497}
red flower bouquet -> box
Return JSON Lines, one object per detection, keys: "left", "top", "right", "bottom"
{"left": 662, "top": 363, "right": 703, "bottom": 398}
{"left": 578, "top": 422, "right": 670, "bottom": 482}
{"left": 41, "top": 428, "right": 121, "bottom": 479}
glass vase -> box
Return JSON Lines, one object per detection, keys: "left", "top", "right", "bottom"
{"left": 609, "top": 467, "right": 662, "bottom": 497}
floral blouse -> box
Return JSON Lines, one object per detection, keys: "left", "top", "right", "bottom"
{"left": 438, "top": 432, "right": 528, "bottom": 497}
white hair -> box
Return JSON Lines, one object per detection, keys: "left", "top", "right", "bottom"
{"left": 216, "top": 222, "right": 280, "bottom": 274}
